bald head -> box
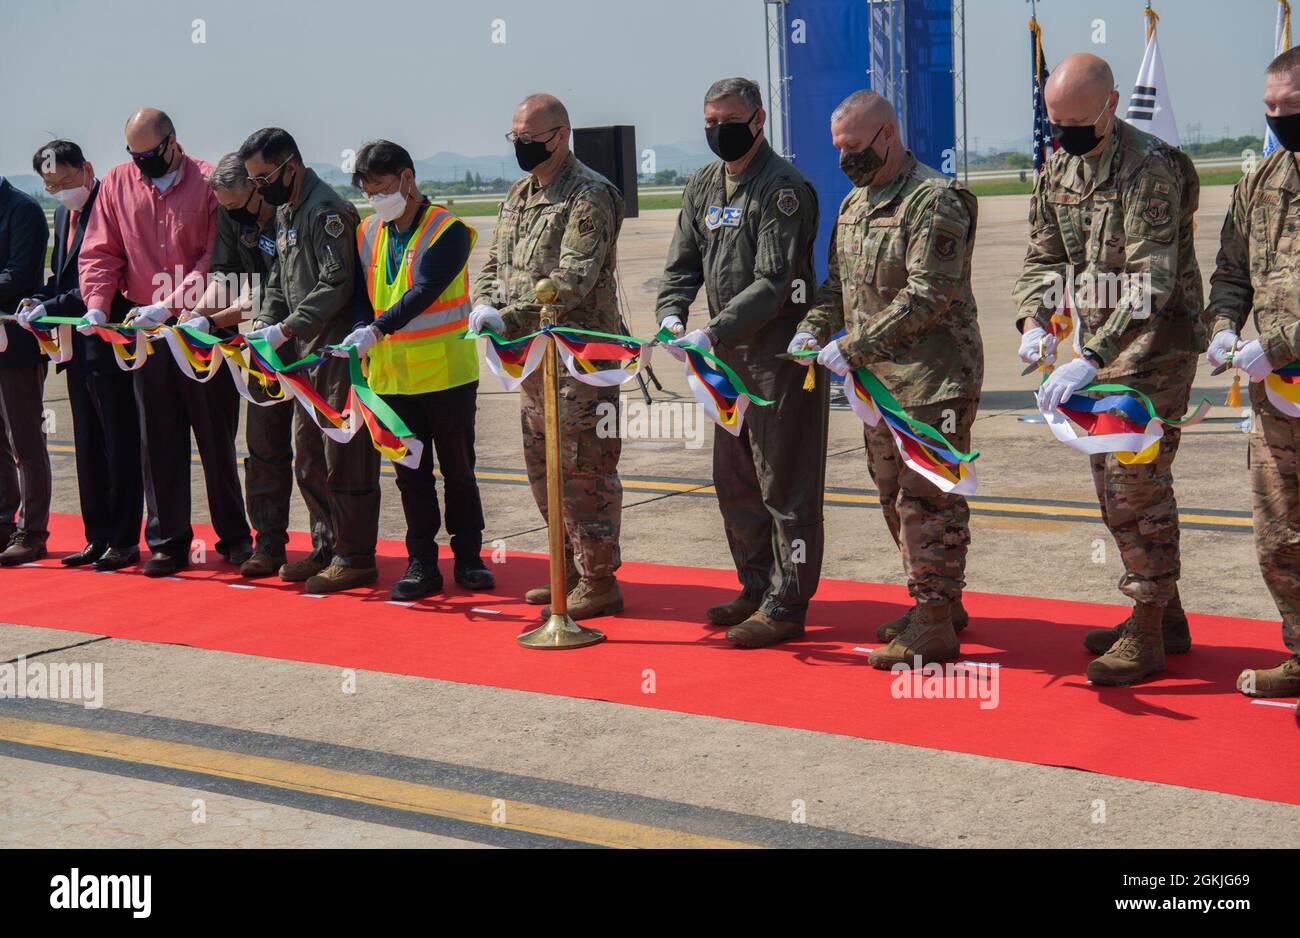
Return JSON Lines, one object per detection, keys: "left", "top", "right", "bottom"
{"left": 1045, "top": 53, "right": 1117, "bottom": 123}
{"left": 516, "top": 93, "right": 569, "bottom": 131}
{"left": 125, "top": 108, "right": 173, "bottom": 144}
{"left": 831, "top": 89, "right": 897, "bottom": 130}
{"left": 511, "top": 93, "right": 571, "bottom": 179}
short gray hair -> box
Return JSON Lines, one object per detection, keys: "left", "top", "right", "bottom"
{"left": 705, "top": 77, "right": 762, "bottom": 112}
{"left": 208, "top": 152, "right": 251, "bottom": 192}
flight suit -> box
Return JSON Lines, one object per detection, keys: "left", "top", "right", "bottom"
{"left": 800, "top": 152, "right": 981, "bottom": 606}
{"left": 1208, "top": 146, "right": 1300, "bottom": 657}
{"left": 1012, "top": 119, "right": 1204, "bottom": 606}
{"left": 471, "top": 153, "right": 625, "bottom": 579}
{"left": 213, "top": 206, "right": 328, "bottom": 560}
{"left": 257, "top": 168, "right": 377, "bottom": 567}
{"left": 657, "top": 138, "right": 827, "bottom": 625}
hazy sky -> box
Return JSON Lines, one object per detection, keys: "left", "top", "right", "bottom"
{"left": 0, "top": 0, "right": 1283, "bottom": 178}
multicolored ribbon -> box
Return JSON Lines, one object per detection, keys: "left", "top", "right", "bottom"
{"left": 1042, "top": 382, "right": 1212, "bottom": 464}
{"left": 1264, "top": 362, "right": 1300, "bottom": 416}
{"left": 4, "top": 311, "right": 423, "bottom": 467}
{"left": 652, "top": 326, "right": 773, "bottom": 436}
{"left": 469, "top": 325, "right": 652, "bottom": 392}
{"left": 785, "top": 348, "right": 978, "bottom": 494}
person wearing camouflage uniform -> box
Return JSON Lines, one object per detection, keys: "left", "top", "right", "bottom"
{"left": 470, "top": 94, "right": 625, "bottom": 620}
{"left": 1012, "top": 54, "right": 1204, "bottom": 686}
{"left": 1205, "top": 47, "right": 1300, "bottom": 700}
{"left": 240, "top": 128, "right": 380, "bottom": 595}
{"left": 191, "top": 153, "right": 330, "bottom": 581}
{"left": 655, "top": 77, "right": 827, "bottom": 649}
{"left": 795, "top": 90, "right": 981, "bottom": 669}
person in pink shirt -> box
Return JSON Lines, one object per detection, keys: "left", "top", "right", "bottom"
{"left": 78, "top": 108, "right": 252, "bottom": 577}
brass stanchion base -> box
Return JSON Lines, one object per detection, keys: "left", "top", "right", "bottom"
{"left": 516, "top": 613, "right": 606, "bottom": 650}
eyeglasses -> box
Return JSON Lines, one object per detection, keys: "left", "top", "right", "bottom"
{"left": 505, "top": 126, "right": 564, "bottom": 145}
{"left": 249, "top": 155, "right": 293, "bottom": 188}
{"left": 126, "top": 133, "right": 172, "bottom": 159}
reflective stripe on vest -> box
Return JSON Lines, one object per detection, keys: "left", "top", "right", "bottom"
{"left": 357, "top": 205, "right": 479, "bottom": 395}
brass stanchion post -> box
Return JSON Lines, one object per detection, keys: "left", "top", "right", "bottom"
{"left": 516, "top": 279, "right": 606, "bottom": 650}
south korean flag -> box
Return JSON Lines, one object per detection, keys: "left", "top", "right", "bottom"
{"left": 1125, "top": 15, "right": 1180, "bottom": 146}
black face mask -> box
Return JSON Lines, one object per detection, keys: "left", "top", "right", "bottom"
{"left": 839, "top": 125, "right": 888, "bottom": 187}
{"left": 515, "top": 138, "right": 551, "bottom": 172}
{"left": 1267, "top": 112, "right": 1300, "bottom": 152}
{"left": 258, "top": 163, "right": 296, "bottom": 207}
{"left": 706, "top": 109, "right": 759, "bottom": 162}
{"left": 132, "top": 134, "right": 173, "bottom": 179}
{"left": 1049, "top": 105, "right": 1110, "bottom": 157}
{"left": 226, "top": 188, "right": 262, "bottom": 227}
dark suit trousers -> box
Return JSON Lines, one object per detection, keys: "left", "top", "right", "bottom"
{"left": 0, "top": 364, "right": 52, "bottom": 539}
{"left": 66, "top": 360, "right": 143, "bottom": 550}
{"left": 134, "top": 350, "right": 250, "bottom": 557}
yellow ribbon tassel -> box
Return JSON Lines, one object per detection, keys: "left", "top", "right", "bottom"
{"left": 802, "top": 364, "right": 816, "bottom": 391}
{"left": 1227, "top": 373, "right": 1243, "bottom": 409}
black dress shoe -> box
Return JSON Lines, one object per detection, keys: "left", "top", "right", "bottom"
{"left": 390, "top": 559, "right": 444, "bottom": 601}
{"left": 454, "top": 559, "right": 496, "bottom": 591}
{"left": 143, "top": 552, "right": 187, "bottom": 577}
{"left": 223, "top": 542, "right": 254, "bottom": 566}
{"left": 93, "top": 547, "right": 140, "bottom": 571}
{"left": 62, "top": 543, "right": 107, "bottom": 567}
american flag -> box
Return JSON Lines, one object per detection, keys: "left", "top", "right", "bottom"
{"left": 1030, "top": 17, "right": 1057, "bottom": 174}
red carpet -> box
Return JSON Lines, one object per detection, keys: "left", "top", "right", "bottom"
{"left": 5, "top": 514, "right": 1298, "bottom": 805}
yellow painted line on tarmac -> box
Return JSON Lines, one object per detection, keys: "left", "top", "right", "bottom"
{"left": 0, "top": 716, "right": 757, "bottom": 850}
{"left": 46, "top": 442, "right": 1250, "bottom": 528}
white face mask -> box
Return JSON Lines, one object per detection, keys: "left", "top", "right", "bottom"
{"left": 368, "top": 180, "right": 408, "bottom": 223}
{"left": 53, "top": 184, "right": 91, "bottom": 212}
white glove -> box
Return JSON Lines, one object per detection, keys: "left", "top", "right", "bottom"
{"left": 131, "top": 303, "right": 172, "bottom": 328}
{"left": 668, "top": 328, "right": 712, "bottom": 364}
{"left": 469, "top": 305, "right": 505, "bottom": 335}
{"left": 246, "top": 323, "right": 289, "bottom": 350}
{"left": 788, "top": 331, "right": 820, "bottom": 354}
{"left": 77, "top": 308, "right": 107, "bottom": 336}
{"left": 334, "top": 324, "right": 381, "bottom": 358}
{"left": 1207, "top": 329, "right": 1238, "bottom": 369}
{"left": 1018, "top": 325, "right": 1058, "bottom": 367}
{"left": 660, "top": 314, "right": 685, "bottom": 337}
{"left": 1233, "top": 339, "right": 1274, "bottom": 382}
{"left": 1037, "top": 357, "right": 1098, "bottom": 412}
{"left": 816, "top": 339, "right": 850, "bottom": 376}
{"left": 17, "top": 302, "right": 46, "bottom": 330}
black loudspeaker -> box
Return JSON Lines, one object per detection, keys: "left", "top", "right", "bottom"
{"left": 574, "top": 125, "right": 639, "bottom": 219}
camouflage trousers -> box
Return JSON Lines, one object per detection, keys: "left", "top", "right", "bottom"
{"left": 865, "top": 397, "right": 976, "bottom": 605}
{"left": 1087, "top": 360, "right": 1195, "bottom": 606}
{"left": 520, "top": 370, "right": 622, "bottom": 579}
{"left": 1248, "top": 406, "right": 1300, "bottom": 655}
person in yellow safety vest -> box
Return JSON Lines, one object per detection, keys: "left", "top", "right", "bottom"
{"left": 336, "top": 140, "right": 494, "bottom": 599}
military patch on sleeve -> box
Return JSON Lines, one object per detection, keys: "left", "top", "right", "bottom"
{"left": 578, "top": 215, "right": 596, "bottom": 236}
{"left": 1141, "top": 197, "right": 1171, "bottom": 227}
{"left": 933, "top": 233, "right": 957, "bottom": 261}
{"left": 776, "top": 188, "right": 799, "bottom": 216}
{"left": 324, "top": 213, "right": 345, "bottom": 239}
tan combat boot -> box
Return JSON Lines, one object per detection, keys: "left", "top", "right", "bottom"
{"left": 525, "top": 559, "right": 579, "bottom": 605}
{"left": 1083, "top": 590, "right": 1192, "bottom": 655}
{"left": 706, "top": 591, "right": 764, "bottom": 628}
{"left": 1087, "top": 601, "right": 1166, "bottom": 686}
{"left": 279, "top": 553, "right": 329, "bottom": 582}
{"left": 726, "top": 610, "right": 804, "bottom": 648}
{"left": 1236, "top": 655, "right": 1300, "bottom": 698}
{"left": 304, "top": 560, "right": 378, "bottom": 594}
{"left": 540, "top": 576, "right": 623, "bottom": 620}
{"left": 876, "top": 598, "right": 970, "bottom": 642}
{"left": 870, "top": 602, "right": 960, "bottom": 670}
